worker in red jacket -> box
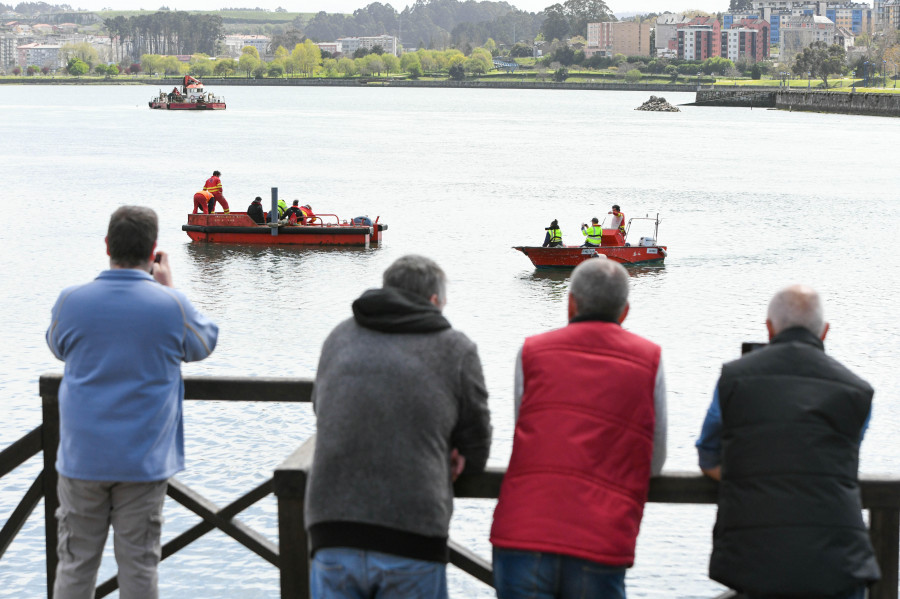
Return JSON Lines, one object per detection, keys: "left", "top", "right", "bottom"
{"left": 192, "top": 190, "right": 214, "bottom": 214}
{"left": 203, "top": 170, "right": 230, "bottom": 213}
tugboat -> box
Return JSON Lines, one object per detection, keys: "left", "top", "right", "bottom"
{"left": 514, "top": 214, "right": 667, "bottom": 268}
{"left": 149, "top": 75, "right": 225, "bottom": 110}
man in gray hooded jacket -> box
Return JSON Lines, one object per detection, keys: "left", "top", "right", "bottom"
{"left": 305, "top": 254, "right": 492, "bottom": 599}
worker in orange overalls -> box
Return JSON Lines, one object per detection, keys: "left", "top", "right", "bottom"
{"left": 193, "top": 190, "right": 214, "bottom": 214}
{"left": 203, "top": 170, "right": 230, "bottom": 213}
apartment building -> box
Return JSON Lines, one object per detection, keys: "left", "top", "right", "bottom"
{"left": 655, "top": 13, "right": 691, "bottom": 56}
{"left": 735, "top": 1, "right": 871, "bottom": 41}
{"left": 781, "top": 14, "right": 836, "bottom": 55}
{"left": 16, "top": 41, "right": 62, "bottom": 68}
{"left": 223, "top": 34, "right": 270, "bottom": 58}
{"left": 881, "top": 0, "right": 900, "bottom": 27}
{"left": 585, "top": 21, "right": 651, "bottom": 58}
{"left": 721, "top": 20, "right": 771, "bottom": 61}
{"left": 0, "top": 33, "right": 16, "bottom": 70}
{"left": 315, "top": 42, "right": 342, "bottom": 55}
{"left": 677, "top": 17, "right": 722, "bottom": 60}
{"left": 336, "top": 35, "right": 399, "bottom": 56}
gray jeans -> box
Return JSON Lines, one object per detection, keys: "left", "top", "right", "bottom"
{"left": 54, "top": 475, "right": 168, "bottom": 599}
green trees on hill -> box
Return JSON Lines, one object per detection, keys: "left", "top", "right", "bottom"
{"left": 302, "top": 0, "right": 542, "bottom": 50}
{"left": 104, "top": 12, "right": 223, "bottom": 60}
{"left": 541, "top": 0, "right": 614, "bottom": 41}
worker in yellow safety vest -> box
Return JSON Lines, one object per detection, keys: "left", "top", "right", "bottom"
{"left": 542, "top": 219, "right": 563, "bottom": 247}
{"left": 581, "top": 217, "right": 603, "bottom": 247}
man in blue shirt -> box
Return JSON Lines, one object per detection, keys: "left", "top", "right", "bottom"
{"left": 47, "top": 206, "right": 218, "bottom": 599}
{"left": 696, "top": 285, "right": 877, "bottom": 599}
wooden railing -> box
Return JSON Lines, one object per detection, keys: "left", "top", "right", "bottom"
{"left": 1, "top": 374, "right": 898, "bottom": 598}
{"left": 1, "top": 373, "right": 314, "bottom": 598}
{"left": 275, "top": 436, "right": 900, "bottom": 599}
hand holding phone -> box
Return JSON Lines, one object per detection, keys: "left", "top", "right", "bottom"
{"left": 150, "top": 251, "right": 173, "bottom": 287}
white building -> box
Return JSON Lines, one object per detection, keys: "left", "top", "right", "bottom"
{"left": 0, "top": 33, "right": 16, "bottom": 70}
{"left": 223, "top": 34, "right": 270, "bottom": 58}
{"left": 781, "top": 14, "right": 835, "bottom": 56}
{"left": 16, "top": 42, "right": 63, "bottom": 68}
{"left": 315, "top": 42, "right": 342, "bottom": 55}
{"left": 336, "top": 35, "right": 399, "bottom": 56}
{"left": 655, "top": 13, "right": 691, "bottom": 54}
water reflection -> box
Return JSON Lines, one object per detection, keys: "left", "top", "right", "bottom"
{"left": 184, "top": 242, "right": 378, "bottom": 267}
{"left": 624, "top": 263, "right": 667, "bottom": 278}
{"left": 518, "top": 269, "right": 571, "bottom": 303}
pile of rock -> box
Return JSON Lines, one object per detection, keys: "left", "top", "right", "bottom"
{"left": 635, "top": 96, "right": 680, "bottom": 112}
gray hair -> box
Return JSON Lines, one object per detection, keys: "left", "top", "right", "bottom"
{"left": 569, "top": 258, "right": 629, "bottom": 320}
{"left": 107, "top": 206, "right": 158, "bottom": 268}
{"left": 767, "top": 284, "right": 826, "bottom": 336}
{"left": 383, "top": 255, "right": 447, "bottom": 305}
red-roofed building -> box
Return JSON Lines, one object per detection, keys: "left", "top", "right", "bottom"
{"left": 677, "top": 16, "right": 721, "bottom": 60}
{"left": 721, "top": 18, "right": 770, "bottom": 61}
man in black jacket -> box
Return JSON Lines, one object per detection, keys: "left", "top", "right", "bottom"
{"left": 247, "top": 197, "right": 266, "bottom": 224}
{"left": 696, "top": 285, "right": 879, "bottom": 599}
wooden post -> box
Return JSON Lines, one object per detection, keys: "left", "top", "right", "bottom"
{"left": 870, "top": 507, "right": 900, "bottom": 599}
{"left": 40, "top": 374, "right": 61, "bottom": 599}
{"left": 273, "top": 438, "right": 316, "bottom": 599}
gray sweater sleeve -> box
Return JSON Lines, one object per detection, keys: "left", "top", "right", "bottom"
{"left": 651, "top": 353, "right": 667, "bottom": 476}
{"left": 514, "top": 346, "right": 524, "bottom": 421}
{"left": 451, "top": 345, "right": 492, "bottom": 473}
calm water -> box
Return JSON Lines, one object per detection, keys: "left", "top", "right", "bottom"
{"left": 1, "top": 84, "right": 899, "bottom": 598}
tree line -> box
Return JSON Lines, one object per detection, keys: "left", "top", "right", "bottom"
{"left": 103, "top": 11, "right": 224, "bottom": 62}
{"left": 139, "top": 42, "right": 495, "bottom": 79}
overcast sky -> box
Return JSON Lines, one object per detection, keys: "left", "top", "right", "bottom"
{"left": 71, "top": 1, "right": 719, "bottom": 16}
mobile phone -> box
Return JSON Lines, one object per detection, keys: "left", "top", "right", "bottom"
{"left": 154, "top": 254, "right": 162, "bottom": 263}
{"left": 741, "top": 342, "right": 767, "bottom": 355}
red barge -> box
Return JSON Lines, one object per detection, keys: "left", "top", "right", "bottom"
{"left": 515, "top": 215, "right": 666, "bottom": 269}
{"left": 183, "top": 212, "right": 386, "bottom": 246}
{"left": 150, "top": 75, "right": 225, "bottom": 110}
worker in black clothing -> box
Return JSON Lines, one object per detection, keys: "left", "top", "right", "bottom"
{"left": 284, "top": 200, "right": 304, "bottom": 224}
{"left": 247, "top": 197, "right": 266, "bottom": 225}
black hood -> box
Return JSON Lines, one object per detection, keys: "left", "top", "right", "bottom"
{"left": 352, "top": 287, "right": 451, "bottom": 334}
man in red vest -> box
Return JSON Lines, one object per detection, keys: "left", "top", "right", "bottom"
{"left": 491, "top": 258, "right": 666, "bottom": 599}
{"left": 203, "top": 170, "right": 230, "bottom": 213}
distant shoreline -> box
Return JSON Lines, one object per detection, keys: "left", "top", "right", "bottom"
{"left": 0, "top": 76, "right": 720, "bottom": 94}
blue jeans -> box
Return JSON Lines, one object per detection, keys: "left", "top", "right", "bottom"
{"left": 493, "top": 547, "right": 626, "bottom": 599}
{"left": 311, "top": 547, "right": 448, "bottom": 599}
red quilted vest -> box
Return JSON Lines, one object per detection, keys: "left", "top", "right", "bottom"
{"left": 490, "top": 320, "right": 660, "bottom": 567}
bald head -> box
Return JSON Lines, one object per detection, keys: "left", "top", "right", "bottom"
{"left": 569, "top": 258, "right": 629, "bottom": 321}
{"left": 767, "top": 285, "right": 826, "bottom": 337}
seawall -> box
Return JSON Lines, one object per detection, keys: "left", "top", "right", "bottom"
{"left": 695, "top": 88, "right": 900, "bottom": 118}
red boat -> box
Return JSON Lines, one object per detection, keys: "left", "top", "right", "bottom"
{"left": 515, "top": 215, "right": 667, "bottom": 269}
{"left": 183, "top": 212, "right": 386, "bottom": 246}
{"left": 150, "top": 75, "right": 225, "bottom": 110}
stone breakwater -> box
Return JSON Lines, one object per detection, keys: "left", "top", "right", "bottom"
{"left": 694, "top": 88, "right": 900, "bottom": 118}
{"left": 635, "top": 95, "right": 680, "bottom": 112}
